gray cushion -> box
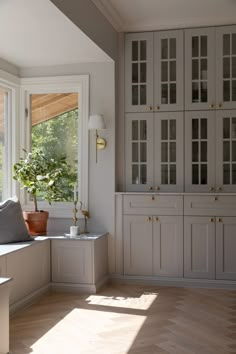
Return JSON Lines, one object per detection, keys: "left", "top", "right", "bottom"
{"left": 0, "top": 197, "right": 33, "bottom": 244}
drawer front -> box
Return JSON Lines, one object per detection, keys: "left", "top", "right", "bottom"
{"left": 184, "top": 195, "right": 236, "bottom": 216}
{"left": 123, "top": 195, "right": 183, "bottom": 215}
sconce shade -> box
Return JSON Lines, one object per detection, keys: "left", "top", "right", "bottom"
{"left": 88, "top": 115, "right": 106, "bottom": 130}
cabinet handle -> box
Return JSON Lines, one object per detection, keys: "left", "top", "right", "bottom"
{"left": 209, "top": 218, "right": 214, "bottom": 222}
{"left": 149, "top": 186, "right": 153, "bottom": 191}
{"left": 217, "top": 218, "right": 222, "bottom": 223}
{"left": 155, "top": 186, "right": 160, "bottom": 191}
{"left": 213, "top": 197, "right": 218, "bottom": 201}
{"left": 152, "top": 196, "right": 155, "bottom": 201}
{"left": 156, "top": 105, "right": 160, "bottom": 110}
{"left": 209, "top": 104, "right": 214, "bottom": 108}
{"left": 218, "top": 103, "right": 223, "bottom": 108}
{"left": 147, "top": 216, "right": 152, "bottom": 222}
{"left": 216, "top": 186, "right": 222, "bottom": 192}
{"left": 148, "top": 106, "right": 153, "bottom": 111}
{"left": 208, "top": 186, "right": 214, "bottom": 191}
{"left": 155, "top": 217, "right": 159, "bottom": 221}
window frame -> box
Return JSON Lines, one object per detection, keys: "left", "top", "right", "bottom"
{"left": 19, "top": 75, "right": 89, "bottom": 218}
{"left": 0, "top": 70, "right": 19, "bottom": 201}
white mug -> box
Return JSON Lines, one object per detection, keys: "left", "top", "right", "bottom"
{"left": 70, "top": 225, "right": 80, "bottom": 236}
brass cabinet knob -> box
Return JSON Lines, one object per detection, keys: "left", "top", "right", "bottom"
{"left": 216, "top": 186, "right": 222, "bottom": 192}
{"left": 156, "top": 105, "right": 160, "bottom": 110}
{"left": 155, "top": 186, "right": 160, "bottom": 191}
{"left": 210, "top": 104, "right": 214, "bottom": 108}
{"left": 148, "top": 106, "right": 153, "bottom": 111}
{"left": 149, "top": 186, "right": 153, "bottom": 191}
{"left": 218, "top": 103, "right": 223, "bottom": 108}
{"left": 155, "top": 217, "right": 159, "bottom": 221}
{"left": 213, "top": 197, "right": 218, "bottom": 201}
{"left": 147, "top": 216, "right": 152, "bottom": 222}
{"left": 217, "top": 218, "right": 222, "bottom": 223}
{"left": 209, "top": 218, "right": 214, "bottom": 222}
{"left": 208, "top": 187, "right": 214, "bottom": 191}
{"left": 152, "top": 196, "right": 155, "bottom": 201}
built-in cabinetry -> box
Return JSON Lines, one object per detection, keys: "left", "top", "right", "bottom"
{"left": 51, "top": 235, "right": 108, "bottom": 293}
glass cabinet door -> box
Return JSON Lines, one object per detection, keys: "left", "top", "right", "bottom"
{"left": 125, "top": 113, "right": 153, "bottom": 191}
{"left": 216, "top": 26, "right": 236, "bottom": 110}
{"left": 154, "top": 30, "right": 184, "bottom": 112}
{"left": 185, "top": 111, "right": 215, "bottom": 192}
{"left": 185, "top": 27, "right": 215, "bottom": 110}
{"left": 216, "top": 110, "right": 236, "bottom": 192}
{"left": 154, "top": 112, "right": 184, "bottom": 192}
{"left": 125, "top": 33, "right": 154, "bottom": 113}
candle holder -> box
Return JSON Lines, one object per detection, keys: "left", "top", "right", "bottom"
{"left": 73, "top": 200, "right": 78, "bottom": 226}
{"left": 68, "top": 201, "right": 80, "bottom": 236}
{"left": 81, "top": 209, "right": 89, "bottom": 234}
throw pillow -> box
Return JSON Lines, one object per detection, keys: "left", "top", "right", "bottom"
{"left": 0, "top": 196, "right": 33, "bottom": 244}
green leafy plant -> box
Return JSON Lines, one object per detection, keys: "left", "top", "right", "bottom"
{"left": 13, "top": 149, "right": 77, "bottom": 212}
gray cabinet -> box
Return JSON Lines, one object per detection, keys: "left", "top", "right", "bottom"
{"left": 125, "top": 30, "right": 184, "bottom": 113}
{"left": 184, "top": 216, "right": 215, "bottom": 279}
{"left": 216, "top": 217, "right": 236, "bottom": 280}
{"left": 154, "top": 30, "right": 184, "bottom": 111}
{"left": 185, "top": 27, "right": 215, "bottom": 111}
{"left": 216, "top": 25, "right": 236, "bottom": 110}
{"left": 125, "top": 32, "right": 154, "bottom": 113}
{"left": 125, "top": 112, "right": 183, "bottom": 192}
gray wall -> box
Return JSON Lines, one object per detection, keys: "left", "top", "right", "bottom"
{"left": 50, "top": 0, "right": 118, "bottom": 61}
{"left": 21, "top": 62, "right": 116, "bottom": 272}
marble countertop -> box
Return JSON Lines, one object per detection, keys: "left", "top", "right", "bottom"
{"left": 0, "top": 277, "right": 12, "bottom": 286}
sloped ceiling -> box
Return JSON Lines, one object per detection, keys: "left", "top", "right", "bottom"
{"left": 0, "top": 0, "right": 111, "bottom": 69}
{"left": 92, "top": 0, "right": 236, "bottom": 32}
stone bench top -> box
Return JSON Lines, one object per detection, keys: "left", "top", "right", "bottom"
{"left": 0, "top": 277, "right": 12, "bottom": 286}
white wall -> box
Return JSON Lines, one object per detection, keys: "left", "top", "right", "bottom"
{"left": 21, "top": 62, "right": 116, "bottom": 273}
{"left": 50, "top": 0, "right": 118, "bottom": 61}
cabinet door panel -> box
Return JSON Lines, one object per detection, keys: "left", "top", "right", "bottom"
{"left": 185, "top": 27, "right": 215, "bottom": 110}
{"left": 216, "top": 25, "right": 236, "bottom": 110}
{"left": 185, "top": 111, "right": 215, "bottom": 192}
{"left": 153, "top": 216, "right": 183, "bottom": 277}
{"left": 125, "top": 32, "right": 154, "bottom": 112}
{"left": 216, "top": 110, "right": 236, "bottom": 192}
{"left": 124, "top": 215, "right": 153, "bottom": 275}
{"left": 154, "top": 30, "right": 184, "bottom": 111}
{"left": 154, "top": 112, "right": 184, "bottom": 192}
{"left": 216, "top": 217, "right": 236, "bottom": 280}
{"left": 184, "top": 217, "right": 215, "bottom": 279}
{"left": 125, "top": 113, "right": 154, "bottom": 191}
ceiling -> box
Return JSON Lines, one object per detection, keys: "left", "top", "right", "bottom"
{"left": 0, "top": 0, "right": 111, "bottom": 69}
{"left": 92, "top": 0, "right": 236, "bottom": 32}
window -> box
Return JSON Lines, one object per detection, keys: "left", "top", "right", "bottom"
{"left": 20, "top": 75, "right": 89, "bottom": 217}
{"left": 0, "top": 88, "right": 6, "bottom": 201}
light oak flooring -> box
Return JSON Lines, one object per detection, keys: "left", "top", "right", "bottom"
{"left": 10, "top": 284, "right": 236, "bottom": 354}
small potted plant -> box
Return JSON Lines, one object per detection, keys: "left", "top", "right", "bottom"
{"left": 13, "top": 149, "right": 76, "bottom": 235}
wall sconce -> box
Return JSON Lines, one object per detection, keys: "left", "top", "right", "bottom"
{"left": 88, "top": 114, "right": 107, "bottom": 163}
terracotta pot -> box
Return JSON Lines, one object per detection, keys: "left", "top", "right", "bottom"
{"left": 23, "top": 211, "right": 49, "bottom": 236}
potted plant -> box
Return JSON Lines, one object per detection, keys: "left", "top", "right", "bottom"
{"left": 13, "top": 149, "right": 76, "bottom": 236}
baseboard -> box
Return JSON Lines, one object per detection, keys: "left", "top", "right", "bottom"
{"left": 10, "top": 284, "right": 50, "bottom": 316}
{"left": 50, "top": 276, "right": 109, "bottom": 294}
{"left": 110, "top": 274, "right": 236, "bottom": 290}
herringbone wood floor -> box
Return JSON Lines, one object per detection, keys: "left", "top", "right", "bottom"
{"left": 10, "top": 284, "right": 236, "bottom": 354}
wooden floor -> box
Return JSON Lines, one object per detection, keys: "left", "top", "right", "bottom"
{"left": 10, "top": 284, "right": 236, "bottom": 354}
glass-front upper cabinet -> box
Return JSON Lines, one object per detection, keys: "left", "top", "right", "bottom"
{"left": 125, "top": 33, "right": 154, "bottom": 113}
{"left": 216, "top": 110, "right": 236, "bottom": 192}
{"left": 185, "top": 28, "right": 215, "bottom": 111}
{"left": 125, "top": 113, "right": 153, "bottom": 191}
{"left": 154, "top": 112, "right": 184, "bottom": 192}
{"left": 216, "top": 26, "right": 236, "bottom": 110}
{"left": 154, "top": 30, "right": 184, "bottom": 112}
{"left": 185, "top": 111, "right": 215, "bottom": 192}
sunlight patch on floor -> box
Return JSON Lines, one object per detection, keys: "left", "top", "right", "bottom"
{"left": 86, "top": 292, "right": 159, "bottom": 311}
{"left": 30, "top": 308, "right": 146, "bottom": 354}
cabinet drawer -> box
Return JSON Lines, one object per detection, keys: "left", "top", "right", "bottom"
{"left": 123, "top": 195, "right": 183, "bottom": 215}
{"left": 184, "top": 195, "right": 236, "bottom": 216}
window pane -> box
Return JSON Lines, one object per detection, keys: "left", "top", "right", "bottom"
{"left": 170, "top": 164, "right": 176, "bottom": 184}
{"left": 201, "top": 36, "right": 207, "bottom": 57}
{"left": 192, "top": 82, "right": 199, "bottom": 102}
{"left": 170, "top": 142, "right": 176, "bottom": 162}
{"left": 201, "top": 164, "right": 207, "bottom": 184}
{"left": 132, "top": 164, "right": 139, "bottom": 184}
{"left": 170, "top": 61, "right": 176, "bottom": 81}
{"left": 223, "top": 141, "right": 230, "bottom": 162}
{"left": 170, "top": 120, "right": 176, "bottom": 140}
{"left": 132, "top": 63, "right": 138, "bottom": 83}
{"left": 223, "top": 164, "right": 230, "bottom": 184}
{"left": 132, "top": 143, "right": 139, "bottom": 162}
{"left": 161, "top": 142, "right": 168, "bottom": 162}
{"left": 192, "top": 164, "right": 199, "bottom": 184}
{"left": 201, "top": 118, "right": 207, "bottom": 139}
{"left": 140, "top": 164, "right": 147, "bottom": 184}
{"left": 233, "top": 34, "right": 236, "bottom": 55}
{"left": 223, "top": 81, "right": 230, "bottom": 102}
{"left": 161, "top": 120, "right": 168, "bottom": 140}
{"left": 161, "top": 61, "right": 168, "bottom": 82}
{"left": 132, "top": 85, "right": 138, "bottom": 105}
{"left": 223, "top": 34, "right": 230, "bottom": 56}
{"left": 132, "top": 120, "right": 138, "bottom": 140}
{"left": 31, "top": 93, "right": 78, "bottom": 201}
{"left": 132, "top": 41, "right": 138, "bottom": 61}
{"left": 140, "top": 41, "right": 146, "bottom": 61}
{"left": 140, "top": 85, "right": 147, "bottom": 105}
{"left": 161, "top": 39, "right": 168, "bottom": 59}
{"left": 192, "top": 59, "right": 199, "bottom": 80}
{"left": 140, "top": 143, "right": 147, "bottom": 162}
{"left": 223, "top": 118, "right": 230, "bottom": 138}
{"left": 170, "top": 38, "right": 176, "bottom": 59}
{"left": 0, "top": 90, "right": 6, "bottom": 201}
{"left": 140, "top": 120, "right": 147, "bottom": 140}
{"left": 223, "top": 58, "right": 230, "bottom": 79}
{"left": 192, "top": 36, "right": 199, "bottom": 57}
{"left": 140, "top": 63, "right": 146, "bottom": 83}
{"left": 192, "top": 119, "right": 199, "bottom": 139}
{"left": 161, "top": 164, "right": 168, "bottom": 184}
{"left": 192, "top": 142, "right": 199, "bottom": 162}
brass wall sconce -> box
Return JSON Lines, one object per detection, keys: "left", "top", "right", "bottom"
{"left": 88, "top": 114, "right": 107, "bottom": 163}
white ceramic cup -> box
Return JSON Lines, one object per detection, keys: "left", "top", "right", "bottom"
{"left": 70, "top": 226, "right": 80, "bottom": 236}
